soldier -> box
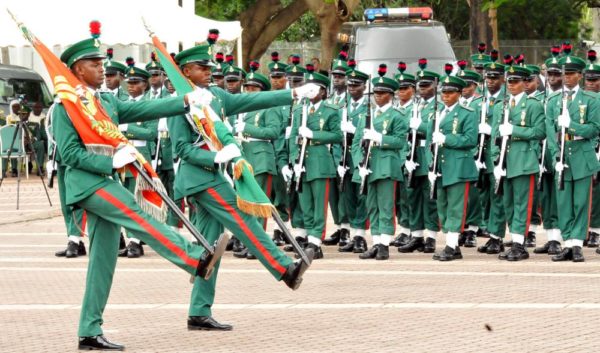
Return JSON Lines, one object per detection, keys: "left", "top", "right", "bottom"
{"left": 546, "top": 54, "right": 600, "bottom": 262}
{"left": 492, "top": 64, "right": 545, "bottom": 261}
{"left": 338, "top": 63, "right": 370, "bottom": 253}
{"left": 288, "top": 70, "right": 343, "bottom": 259}
{"left": 170, "top": 45, "right": 318, "bottom": 330}
{"left": 399, "top": 59, "right": 440, "bottom": 254}
{"left": 211, "top": 52, "right": 226, "bottom": 89}
{"left": 584, "top": 50, "right": 600, "bottom": 248}
{"left": 471, "top": 43, "right": 491, "bottom": 80}
{"left": 103, "top": 48, "right": 128, "bottom": 101}
{"left": 429, "top": 74, "right": 479, "bottom": 261}
{"left": 223, "top": 55, "right": 245, "bottom": 95}
{"left": 353, "top": 65, "right": 407, "bottom": 260}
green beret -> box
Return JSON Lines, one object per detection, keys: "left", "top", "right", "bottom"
{"left": 372, "top": 76, "right": 399, "bottom": 93}
{"left": 104, "top": 60, "right": 127, "bottom": 75}
{"left": 346, "top": 69, "right": 369, "bottom": 84}
{"left": 244, "top": 72, "right": 271, "bottom": 91}
{"left": 125, "top": 66, "right": 150, "bottom": 82}
{"left": 558, "top": 56, "right": 586, "bottom": 72}
{"left": 175, "top": 45, "right": 215, "bottom": 67}
{"left": 60, "top": 38, "right": 105, "bottom": 68}
{"left": 458, "top": 69, "right": 481, "bottom": 84}
{"left": 305, "top": 71, "right": 330, "bottom": 88}
{"left": 506, "top": 65, "right": 531, "bottom": 80}
{"left": 440, "top": 75, "right": 467, "bottom": 91}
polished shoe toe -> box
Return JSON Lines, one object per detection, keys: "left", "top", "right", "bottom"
{"left": 398, "top": 237, "right": 424, "bottom": 253}
{"left": 283, "top": 248, "right": 314, "bottom": 290}
{"left": 359, "top": 244, "right": 379, "bottom": 259}
{"left": 572, "top": 246, "right": 585, "bottom": 262}
{"left": 187, "top": 316, "right": 233, "bottom": 331}
{"left": 552, "top": 247, "right": 573, "bottom": 262}
{"left": 78, "top": 335, "right": 124, "bottom": 351}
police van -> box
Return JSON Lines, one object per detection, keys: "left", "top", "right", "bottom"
{"left": 337, "top": 7, "right": 456, "bottom": 77}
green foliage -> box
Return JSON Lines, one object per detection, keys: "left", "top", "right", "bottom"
{"left": 194, "top": 0, "right": 251, "bottom": 20}
{"left": 278, "top": 11, "right": 320, "bottom": 41}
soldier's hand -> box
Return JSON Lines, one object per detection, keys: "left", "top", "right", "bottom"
{"left": 45, "top": 160, "right": 54, "bottom": 180}
{"left": 427, "top": 171, "right": 437, "bottom": 184}
{"left": 558, "top": 112, "right": 571, "bottom": 128}
{"left": 499, "top": 123, "right": 513, "bottom": 136}
{"left": 234, "top": 120, "right": 246, "bottom": 134}
{"left": 118, "top": 124, "right": 128, "bottom": 132}
{"left": 113, "top": 145, "right": 137, "bottom": 168}
{"left": 214, "top": 144, "right": 241, "bottom": 164}
{"left": 493, "top": 165, "right": 506, "bottom": 181}
{"left": 299, "top": 126, "right": 313, "bottom": 139}
{"left": 555, "top": 161, "right": 565, "bottom": 172}
{"left": 293, "top": 163, "right": 304, "bottom": 177}
{"left": 337, "top": 165, "right": 347, "bottom": 178}
{"left": 285, "top": 126, "right": 292, "bottom": 139}
{"left": 475, "top": 160, "right": 486, "bottom": 170}
{"left": 185, "top": 88, "right": 213, "bottom": 107}
{"left": 358, "top": 166, "right": 371, "bottom": 179}
{"left": 432, "top": 131, "right": 446, "bottom": 144}
{"left": 478, "top": 122, "right": 492, "bottom": 135}
{"left": 404, "top": 160, "right": 419, "bottom": 173}
{"left": 281, "top": 165, "right": 293, "bottom": 182}
{"left": 157, "top": 118, "right": 168, "bottom": 132}
{"left": 294, "top": 83, "right": 320, "bottom": 99}
{"left": 363, "top": 128, "right": 382, "bottom": 144}
{"left": 341, "top": 120, "right": 356, "bottom": 134}
{"left": 409, "top": 117, "right": 422, "bottom": 130}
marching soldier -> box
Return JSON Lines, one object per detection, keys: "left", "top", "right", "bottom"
{"left": 429, "top": 74, "right": 479, "bottom": 261}
{"left": 546, "top": 54, "right": 600, "bottom": 262}
{"left": 103, "top": 48, "right": 129, "bottom": 101}
{"left": 492, "top": 64, "right": 545, "bottom": 261}
{"left": 353, "top": 65, "right": 408, "bottom": 260}
{"left": 289, "top": 70, "right": 343, "bottom": 259}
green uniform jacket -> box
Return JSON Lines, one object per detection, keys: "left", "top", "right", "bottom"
{"left": 147, "top": 88, "right": 175, "bottom": 171}
{"left": 428, "top": 103, "right": 479, "bottom": 187}
{"left": 327, "top": 93, "right": 347, "bottom": 168}
{"left": 414, "top": 97, "right": 439, "bottom": 177}
{"left": 169, "top": 87, "right": 292, "bottom": 200}
{"left": 289, "top": 101, "right": 343, "bottom": 182}
{"left": 546, "top": 89, "right": 600, "bottom": 180}
{"left": 345, "top": 98, "right": 368, "bottom": 172}
{"left": 482, "top": 90, "right": 506, "bottom": 172}
{"left": 52, "top": 93, "right": 188, "bottom": 205}
{"left": 274, "top": 104, "right": 291, "bottom": 172}
{"left": 122, "top": 95, "right": 158, "bottom": 170}
{"left": 491, "top": 94, "right": 546, "bottom": 179}
{"left": 240, "top": 107, "right": 281, "bottom": 175}
{"left": 351, "top": 106, "right": 407, "bottom": 183}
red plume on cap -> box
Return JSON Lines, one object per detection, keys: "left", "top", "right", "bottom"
{"left": 249, "top": 61, "right": 260, "bottom": 72}
{"left": 271, "top": 51, "right": 279, "bottom": 62}
{"left": 478, "top": 43, "right": 487, "bottom": 54}
{"left": 215, "top": 52, "right": 224, "bottom": 63}
{"left": 89, "top": 20, "right": 101, "bottom": 39}
{"left": 106, "top": 48, "right": 113, "bottom": 60}
{"left": 150, "top": 52, "right": 157, "bottom": 62}
{"left": 378, "top": 64, "right": 387, "bottom": 77}
{"left": 207, "top": 29, "right": 219, "bottom": 45}
{"left": 225, "top": 54, "right": 234, "bottom": 65}
{"left": 503, "top": 54, "right": 514, "bottom": 66}
{"left": 338, "top": 44, "right": 349, "bottom": 60}
{"left": 514, "top": 54, "right": 525, "bottom": 66}
{"left": 398, "top": 61, "right": 407, "bottom": 73}
{"left": 126, "top": 57, "right": 135, "bottom": 67}
{"left": 562, "top": 42, "right": 572, "bottom": 55}
{"left": 306, "top": 64, "right": 315, "bottom": 73}
{"left": 444, "top": 63, "right": 453, "bottom": 75}
{"left": 348, "top": 58, "right": 356, "bottom": 69}
{"left": 588, "top": 50, "right": 597, "bottom": 63}
{"left": 457, "top": 60, "right": 467, "bottom": 70}
{"left": 551, "top": 45, "right": 561, "bottom": 57}
{"left": 490, "top": 49, "right": 499, "bottom": 62}
{"left": 418, "top": 58, "right": 427, "bottom": 70}
{"left": 291, "top": 55, "right": 301, "bottom": 65}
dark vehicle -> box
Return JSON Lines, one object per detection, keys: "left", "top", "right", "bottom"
{"left": 337, "top": 7, "right": 456, "bottom": 77}
{"left": 0, "top": 64, "right": 53, "bottom": 116}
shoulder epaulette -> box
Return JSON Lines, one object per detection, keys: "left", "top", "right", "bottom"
{"left": 459, "top": 105, "right": 474, "bottom": 112}
{"left": 472, "top": 95, "right": 484, "bottom": 102}
{"left": 582, "top": 90, "right": 597, "bottom": 99}
{"left": 547, "top": 91, "right": 562, "bottom": 100}
{"left": 322, "top": 102, "right": 338, "bottom": 109}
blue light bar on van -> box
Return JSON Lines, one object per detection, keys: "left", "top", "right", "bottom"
{"left": 364, "top": 7, "right": 433, "bottom": 22}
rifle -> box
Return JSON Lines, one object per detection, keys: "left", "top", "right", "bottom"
{"left": 493, "top": 72, "right": 510, "bottom": 195}
{"left": 292, "top": 99, "right": 309, "bottom": 193}
{"left": 429, "top": 77, "right": 440, "bottom": 200}
{"left": 45, "top": 104, "right": 57, "bottom": 188}
{"left": 406, "top": 94, "right": 420, "bottom": 188}
{"left": 47, "top": 144, "right": 57, "bottom": 188}
{"left": 359, "top": 75, "right": 373, "bottom": 195}
{"left": 475, "top": 76, "right": 488, "bottom": 188}
{"left": 557, "top": 64, "right": 568, "bottom": 191}
{"left": 537, "top": 74, "right": 549, "bottom": 190}
{"left": 338, "top": 88, "right": 351, "bottom": 192}
{"left": 285, "top": 99, "right": 297, "bottom": 194}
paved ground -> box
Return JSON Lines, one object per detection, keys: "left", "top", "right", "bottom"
{"left": 2, "top": 179, "right": 600, "bottom": 352}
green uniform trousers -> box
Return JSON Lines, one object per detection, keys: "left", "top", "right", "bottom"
{"left": 540, "top": 172, "right": 559, "bottom": 230}
{"left": 503, "top": 174, "right": 536, "bottom": 236}
{"left": 407, "top": 176, "right": 439, "bottom": 232}
{"left": 290, "top": 191, "right": 305, "bottom": 229}
{"left": 77, "top": 181, "right": 205, "bottom": 337}
{"left": 557, "top": 176, "right": 593, "bottom": 241}
{"left": 367, "top": 179, "right": 397, "bottom": 235}
{"left": 299, "top": 178, "right": 331, "bottom": 239}
{"left": 478, "top": 173, "right": 492, "bottom": 230}
{"left": 530, "top": 189, "right": 542, "bottom": 227}
{"left": 186, "top": 182, "right": 293, "bottom": 317}
{"left": 255, "top": 173, "right": 274, "bottom": 230}
{"left": 590, "top": 180, "right": 600, "bottom": 228}
{"left": 436, "top": 181, "right": 469, "bottom": 233}
{"left": 157, "top": 168, "right": 178, "bottom": 227}
{"left": 342, "top": 178, "right": 368, "bottom": 230}
{"left": 58, "top": 164, "right": 87, "bottom": 236}
{"left": 395, "top": 181, "right": 410, "bottom": 230}
{"left": 273, "top": 173, "right": 290, "bottom": 222}
{"left": 481, "top": 173, "right": 506, "bottom": 238}
{"left": 465, "top": 182, "right": 482, "bottom": 227}
{"left": 329, "top": 179, "right": 346, "bottom": 226}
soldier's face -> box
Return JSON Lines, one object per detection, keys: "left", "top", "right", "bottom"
{"left": 288, "top": 78, "right": 304, "bottom": 88}
{"left": 547, "top": 72, "right": 562, "bottom": 89}
{"left": 182, "top": 63, "right": 212, "bottom": 88}
{"left": 374, "top": 91, "right": 392, "bottom": 106}
{"left": 507, "top": 78, "right": 525, "bottom": 95}
{"left": 441, "top": 90, "right": 461, "bottom": 106}
{"left": 149, "top": 73, "right": 164, "bottom": 89}
{"left": 165, "top": 80, "right": 175, "bottom": 94}
{"left": 225, "top": 79, "right": 242, "bottom": 94}
{"left": 244, "top": 85, "right": 261, "bottom": 94}
{"left": 585, "top": 78, "right": 600, "bottom": 92}
{"left": 212, "top": 76, "right": 225, "bottom": 89}
{"left": 332, "top": 74, "right": 346, "bottom": 89}
{"left": 127, "top": 80, "right": 147, "bottom": 98}
{"left": 347, "top": 83, "right": 365, "bottom": 100}
{"left": 270, "top": 75, "right": 287, "bottom": 90}
{"left": 524, "top": 78, "right": 538, "bottom": 94}
{"left": 485, "top": 76, "right": 503, "bottom": 94}
{"left": 396, "top": 86, "right": 414, "bottom": 102}
{"left": 563, "top": 71, "right": 581, "bottom": 89}
{"left": 104, "top": 73, "right": 122, "bottom": 90}
{"left": 461, "top": 83, "right": 476, "bottom": 98}
{"left": 72, "top": 58, "right": 105, "bottom": 89}
{"left": 417, "top": 82, "right": 435, "bottom": 98}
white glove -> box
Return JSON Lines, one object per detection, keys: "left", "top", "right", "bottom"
{"left": 185, "top": 88, "right": 213, "bottom": 107}
{"left": 499, "top": 123, "right": 513, "bottom": 137}
{"left": 118, "top": 124, "right": 128, "bottom": 132}
{"left": 358, "top": 166, "right": 372, "bottom": 179}
{"left": 293, "top": 163, "right": 304, "bottom": 177}
{"left": 235, "top": 120, "right": 246, "bottom": 134}
{"left": 404, "top": 160, "right": 419, "bottom": 173}
{"left": 214, "top": 144, "right": 241, "bottom": 164}
{"left": 224, "top": 120, "right": 233, "bottom": 133}
{"left": 409, "top": 117, "right": 422, "bottom": 130}
{"left": 478, "top": 122, "right": 492, "bottom": 135}
{"left": 113, "top": 145, "right": 138, "bottom": 168}
{"left": 151, "top": 159, "right": 158, "bottom": 170}
{"left": 173, "top": 159, "right": 180, "bottom": 174}
{"left": 299, "top": 126, "right": 313, "bottom": 139}
{"left": 341, "top": 120, "right": 356, "bottom": 134}
{"left": 555, "top": 161, "right": 565, "bottom": 172}
{"left": 285, "top": 126, "right": 292, "bottom": 139}
{"left": 281, "top": 165, "right": 293, "bottom": 182}
{"left": 493, "top": 165, "right": 506, "bottom": 181}
{"left": 475, "top": 160, "right": 486, "bottom": 170}
{"left": 432, "top": 131, "right": 446, "bottom": 144}
{"left": 157, "top": 118, "right": 168, "bottom": 132}
{"left": 294, "top": 83, "right": 320, "bottom": 99}
{"left": 337, "top": 165, "right": 347, "bottom": 178}
{"left": 45, "top": 160, "right": 54, "bottom": 180}
{"left": 558, "top": 112, "right": 571, "bottom": 128}
{"left": 428, "top": 171, "right": 437, "bottom": 184}
{"left": 363, "top": 128, "right": 383, "bottom": 144}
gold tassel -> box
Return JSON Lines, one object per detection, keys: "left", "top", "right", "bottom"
{"left": 233, "top": 159, "right": 253, "bottom": 180}
{"left": 134, "top": 174, "right": 168, "bottom": 223}
{"left": 237, "top": 197, "right": 275, "bottom": 218}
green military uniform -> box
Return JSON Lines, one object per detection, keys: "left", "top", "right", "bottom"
{"left": 584, "top": 59, "right": 600, "bottom": 246}
{"left": 103, "top": 51, "right": 129, "bottom": 101}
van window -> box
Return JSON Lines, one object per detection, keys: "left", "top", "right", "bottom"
{"left": 0, "top": 78, "right": 53, "bottom": 107}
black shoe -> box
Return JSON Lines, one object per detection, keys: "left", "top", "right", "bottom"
{"left": 225, "top": 237, "right": 235, "bottom": 251}
{"left": 458, "top": 232, "right": 467, "bottom": 246}
{"left": 272, "top": 229, "right": 285, "bottom": 246}
{"left": 390, "top": 233, "right": 409, "bottom": 247}
{"left": 338, "top": 228, "right": 350, "bottom": 247}
{"left": 477, "top": 238, "right": 503, "bottom": 254}
{"left": 126, "top": 242, "right": 144, "bottom": 258}
{"left": 323, "top": 229, "right": 341, "bottom": 246}
{"left": 423, "top": 237, "right": 436, "bottom": 253}
{"left": 376, "top": 245, "right": 389, "bottom": 260}
{"left": 283, "top": 248, "right": 315, "bottom": 290}
{"left": 284, "top": 237, "right": 306, "bottom": 252}
{"left": 246, "top": 251, "right": 257, "bottom": 260}
{"left": 433, "top": 246, "right": 462, "bottom": 261}
{"left": 338, "top": 235, "right": 356, "bottom": 253}
{"left": 187, "top": 316, "right": 233, "bottom": 331}
{"left": 78, "top": 335, "right": 124, "bottom": 351}
{"left": 572, "top": 246, "right": 585, "bottom": 262}
{"left": 196, "top": 233, "right": 229, "bottom": 280}
{"left": 476, "top": 228, "right": 490, "bottom": 238}
{"left": 233, "top": 246, "right": 248, "bottom": 258}
{"left": 398, "top": 236, "right": 424, "bottom": 253}
{"left": 119, "top": 234, "right": 126, "bottom": 251}
{"left": 353, "top": 236, "right": 368, "bottom": 253}
{"left": 587, "top": 232, "right": 600, "bottom": 248}
{"left": 552, "top": 247, "right": 573, "bottom": 262}
{"left": 464, "top": 231, "right": 477, "bottom": 248}
{"left": 56, "top": 240, "right": 85, "bottom": 258}
{"left": 525, "top": 231, "right": 536, "bottom": 248}
{"left": 596, "top": 247, "right": 600, "bottom": 255}
{"left": 507, "top": 243, "right": 529, "bottom": 261}
{"left": 299, "top": 242, "right": 323, "bottom": 259}
{"left": 231, "top": 237, "right": 244, "bottom": 253}
{"left": 534, "top": 241, "right": 562, "bottom": 255}
{"left": 359, "top": 244, "right": 379, "bottom": 259}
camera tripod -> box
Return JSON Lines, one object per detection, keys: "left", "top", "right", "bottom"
{"left": 0, "top": 119, "right": 52, "bottom": 209}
